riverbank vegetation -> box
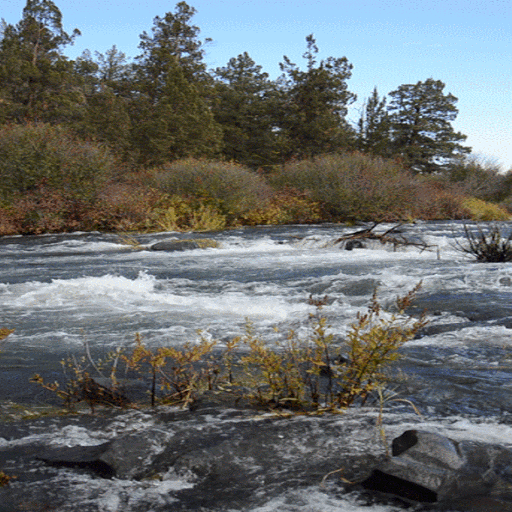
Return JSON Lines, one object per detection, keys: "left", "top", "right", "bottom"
{"left": 30, "top": 285, "right": 426, "bottom": 413}
{"left": 0, "top": 132, "right": 510, "bottom": 235}
{"left": 0, "top": 1, "right": 510, "bottom": 236}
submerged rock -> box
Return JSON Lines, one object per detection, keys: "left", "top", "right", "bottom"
{"left": 360, "top": 430, "right": 512, "bottom": 506}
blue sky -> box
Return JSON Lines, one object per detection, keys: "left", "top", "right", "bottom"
{"left": 3, "top": 0, "right": 511, "bottom": 170}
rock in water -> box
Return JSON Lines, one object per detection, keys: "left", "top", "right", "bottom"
{"left": 361, "top": 430, "right": 512, "bottom": 505}
{"left": 38, "top": 443, "right": 114, "bottom": 478}
{"left": 36, "top": 431, "right": 170, "bottom": 480}
{"left": 150, "top": 240, "right": 200, "bottom": 251}
{"left": 149, "top": 239, "right": 218, "bottom": 251}
{"left": 344, "top": 240, "right": 365, "bottom": 251}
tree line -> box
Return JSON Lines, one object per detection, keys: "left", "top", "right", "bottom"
{"left": 0, "top": 0, "right": 471, "bottom": 174}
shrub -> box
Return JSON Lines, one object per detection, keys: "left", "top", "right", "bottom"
{"left": 412, "top": 178, "right": 469, "bottom": 220}
{"left": 238, "top": 285, "right": 426, "bottom": 410}
{"left": 271, "top": 153, "right": 420, "bottom": 222}
{"left": 0, "top": 471, "right": 14, "bottom": 487}
{"left": 455, "top": 224, "right": 512, "bottom": 262}
{"left": 31, "top": 359, "right": 130, "bottom": 414}
{"left": 150, "top": 159, "right": 273, "bottom": 219}
{"left": 444, "top": 155, "right": 510, "bottom": 202}
{"left": 90, "top": 183, "right": 166, "bottom": 232}
{"left": 149, "top": 195, "right": 227, "bottom": 232}
{"left": 31, "top": 286, "right": 426, "bottom": 413}
{"left": 0, "top": 207, "right": 20, "bottom": 236}
{"left": 462, "top": 197, "right": 510, "bottom": 221}
{"left": 32, "top": 335, "right": 220, "bottom": 411}
{"left": 76, "top": 182, "right": 227, "bottom": 233}
{"left": 0, "top": 329, "right": 14, "bottom": 341}
{"left": 0, "top": 123, "right": 115, "bottom": 203}
{"left": 123, "top": 334, "right": 218, "bottom": 407}
{"left": 240, "top": 188, "right": 322, "bottom": 225}
{"left": 0, "top": 186, "right": 92, "bottom": 234}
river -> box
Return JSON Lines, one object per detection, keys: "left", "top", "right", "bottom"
{"left": 1, "top": 221, "right": 512, "bottom": 511}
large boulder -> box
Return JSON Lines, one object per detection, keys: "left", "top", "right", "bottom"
{"left": 361, "top": 430, "right": 512, "bottom": 506}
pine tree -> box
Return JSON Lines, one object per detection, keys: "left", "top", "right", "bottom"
{"left": 387, "top": 78, "right": 470, "bottom": 173}
{"left": 134, "top": 1, "right": 211, "bottom": 97}
{"left": 131, "top": 3, "right": 222, "bottom": 165}
{"left": 0, "top": 0, "right": 81, "bottom": 123}
{"left": 213, "top": 52, "right": 281, "bottom": 169}
{"left": 95, "top": 45, "right": 131, "bottom": 87}
{"left": 357, "top": 87, "right": 391, "bottom": 157}
{"left": 277, "top": 35, "right": 356, "bottom": 160}
{"left": 131, "top": 57, "right": 222, "bottom": 164}
{"left": 73, "top": 47, "right": 132, "bottom": 157}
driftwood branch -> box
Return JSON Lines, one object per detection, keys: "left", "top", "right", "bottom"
{"left": 334, "top": 223, "right": 433, "bottom": 252}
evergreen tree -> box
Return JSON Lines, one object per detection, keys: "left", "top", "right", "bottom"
{"left": 213, "top": 52, "right": 281, "bottom": 169}
{"left": 134, "top": 1, "right": 211, "bottom": 96}
{"left": 0, "top": 0, "right": 81, "bottom": 123}
{"left": 131, "top": 57, "right": 221, "bottom": 165}
{"left": 73, "top": 47, "right": 132, "bottom": 156}
{"left": 357, "top": 87, "right": 391, "bottom": 157}
{"left": 277, "top": 35, "right": 356, "bottom": 160}
{"left": 387, "top": 78, "right": 470, "bottom": 173}
{"left": 95, "top": 45, "right": 132, "bottom": 87}
{"left": 131, "top": 3, "right": 222, "bottom": 165}
{"left": 74, "top": 49, "right": 99, "bottom": 96}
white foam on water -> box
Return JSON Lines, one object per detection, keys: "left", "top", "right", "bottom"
{"left": 215, "top": 237, "right": 293, "bottom": 254}
{"left": 0, "top": 410, "right": 160, "bottom": 448}
{"left": 383, "top": 413, "right": 512, "bottom": 449}
{"left": 4, "top": 407, "right": 512, "bottom": 511}
{"left": 245, "top": 488, "right": 403, "bottom": 512}
{"left": 3, "top": 271, "right": 157, "bottom": 309}
{"left": 409, "top": 323, "right": 512, "bottom": 348}
{"left": 47, "top": 472, "right": 191, "bottom": 510}
{"left": 2, "top": 238, "right": 124, "bottom": 256}
{"left": 4, "top": 223, "right": 512, "bottom": 510}
{"left": 2, "top": 270, "right": 311, "bottom": 327}
{"left": 49, "top": 425, "right": 111, "bottom": 447}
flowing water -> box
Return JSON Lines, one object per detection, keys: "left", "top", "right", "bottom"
{"left": 2, "top": 221, "right": 512, "bottom": 511}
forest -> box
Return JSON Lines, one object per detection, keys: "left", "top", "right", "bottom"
{"left": 0, "top": 0, "right": 511, "bottom": 235}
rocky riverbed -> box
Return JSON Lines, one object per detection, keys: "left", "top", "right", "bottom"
{"left": 2, "top": 393, "right": 512, "bottom": 512}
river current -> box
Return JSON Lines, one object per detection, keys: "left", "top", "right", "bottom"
{"left": 2, "top": 221, "right": 512, "bottom": 511}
